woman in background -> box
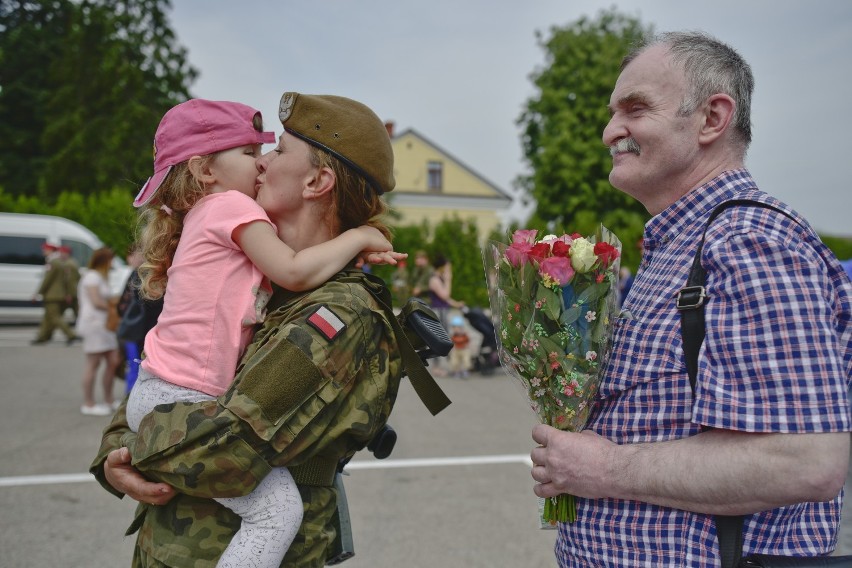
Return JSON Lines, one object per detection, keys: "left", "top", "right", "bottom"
{"left": 76, "top": 247, "right": 121, "bottom": 415}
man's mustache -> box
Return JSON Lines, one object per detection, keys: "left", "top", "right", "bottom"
{"left": 609, "top": 138, "right": 641, "bottom": 156}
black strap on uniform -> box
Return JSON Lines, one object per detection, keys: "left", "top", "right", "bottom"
{"left": 292, "top": 273, "right": 451, "bottom": 488}
{"left": 340, "top": 271, "right": 451, "bottom": 416}
{"left": 677, "top": 199, "right": 796, "bottom": 568}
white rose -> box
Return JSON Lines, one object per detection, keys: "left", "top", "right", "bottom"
{"left": 569, "top": 237, "right": 596, "bottom": 272}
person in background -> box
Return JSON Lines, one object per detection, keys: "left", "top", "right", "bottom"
{"left": 529, "top": 31, "right": 852, "bottom": 566}
{"left": 408, "top": 249, "right": 431, "bottom": 301}
{"left": 427, "top": 254, "right": 464, "bottom": 377}
{"left": 116, "top": 242, "right": 162, "bottom": 394}
{"left": 841, "top": 258, "right": 852, "bottom": 280}
{"left": 390, "top": 257, "right": 410, "bottom": 306}
{"left": 76, "top": 247, "right": 121, "bottom": 415}
{"left": 448, "top": 315, "right": 471, "bottom": 378}
{"left": 31, "top": 242, "right": 80, "bottom": 346}
{"left": 58, "top": 245, "right": 81, "bottom": 322}
{"left": 428, "top": 254, "right": 463, "bottom": 329}
{"left": 617, "top": 266, "right": 634, "bottom": 307}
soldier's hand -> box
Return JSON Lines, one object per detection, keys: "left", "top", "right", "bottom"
{"left": 104, "top": 447, "right": 176, "bottom": 505}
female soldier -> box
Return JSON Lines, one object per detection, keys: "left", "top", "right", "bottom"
{"left": 91, "top": 92, "right": 448, "bottom": 568}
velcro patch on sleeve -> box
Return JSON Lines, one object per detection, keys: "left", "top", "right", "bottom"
{"left": 307, "top": 305, "right": 346, "bottom": 341}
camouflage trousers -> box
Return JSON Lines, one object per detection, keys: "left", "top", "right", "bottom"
{"left": 128, "top": 484, "right": 335, "bottom": 568}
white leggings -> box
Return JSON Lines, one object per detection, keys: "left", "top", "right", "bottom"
{"left": 127, "top": 369, "right": 303, "bottom": 568}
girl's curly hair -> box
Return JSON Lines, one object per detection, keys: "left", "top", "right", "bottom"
{"left": 136, "top": 158, "right": 211, "bottom": 300}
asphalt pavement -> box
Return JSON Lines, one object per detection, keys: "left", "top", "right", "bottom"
{"left": 1, "top": 325, "right": 850, "bottom": 567}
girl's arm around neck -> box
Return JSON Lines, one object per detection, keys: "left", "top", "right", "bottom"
{"left": 233, "top": 221, "right": 401, "bottom": 291}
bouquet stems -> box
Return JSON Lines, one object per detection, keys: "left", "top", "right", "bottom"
{"left": 544, "top": 494, "right": 576, "bottom": 524}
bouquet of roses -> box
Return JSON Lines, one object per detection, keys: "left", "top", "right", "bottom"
{"left": 483, "top": 226, "right": 621, "bottom": 524}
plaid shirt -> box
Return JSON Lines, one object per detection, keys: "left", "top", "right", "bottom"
{"left": 556, "top": 169, "right": 852, "bottom": 567}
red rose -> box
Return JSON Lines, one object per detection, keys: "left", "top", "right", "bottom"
{"left": 528, "top": 242, "right": 551, "bottom": 263}
{"left": 594, "top": 241, "right": 620, "bottom": 267}
{"left": 551, "top": 240, "right": 570, "bottom": 257}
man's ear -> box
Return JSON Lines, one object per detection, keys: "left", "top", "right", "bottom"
{"left": 698, "top": 93, "right": 736, "bottom": 146}
{"left": 187, "top": 156, "right": 215, "bottom": 184}
{"left": 304, "top": 166, "right": 336, "bottom": 200}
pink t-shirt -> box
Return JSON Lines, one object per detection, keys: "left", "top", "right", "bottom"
{"left": 141, "top": 191, "right": 274, "bottom": 396}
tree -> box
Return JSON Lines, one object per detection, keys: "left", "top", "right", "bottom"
{"left": 0, "top": 0, "right": 76, "bottom": 196}
{"left": 516, "top": 8, "right": 652, "bottom": 270}
{"left": 373, "top": 217, "right": 491, "bottom": 309}
{"left": 0, "top": 0, "right": 197, "bottom": 198}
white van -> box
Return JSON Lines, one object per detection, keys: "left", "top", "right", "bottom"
{"left": 0, "top": 212, "right": 131, "bottom": 323}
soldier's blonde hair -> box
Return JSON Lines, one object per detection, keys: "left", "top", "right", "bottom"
{"left": 306, "top": 146, "right": 391, "bottom": 241}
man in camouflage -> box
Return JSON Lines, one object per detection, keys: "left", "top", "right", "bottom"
{"left": 408, "top": 250, "right": 432, "bottom": 301}
{"left": 90, "top": 92, "right": 449, "bottom": 567}
{"left": 31, "top": 243, "right": 80, "bottom": 345}
{"left": 57, "top": 245, "right": 81, "bottom": 321}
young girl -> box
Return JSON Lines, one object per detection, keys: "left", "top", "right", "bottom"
{"left": 126, "top": 99, "right": 402, "bottom": 568}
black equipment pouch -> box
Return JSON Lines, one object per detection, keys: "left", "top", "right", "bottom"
{"left": 326, "top": 473, "right": 355, "bottom": 565}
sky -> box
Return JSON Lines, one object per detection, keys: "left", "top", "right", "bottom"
{"left": 167, "top": 0, "right": 852, "bottom": 236}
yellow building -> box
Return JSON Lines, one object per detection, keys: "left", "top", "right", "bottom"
{"left": 386, "top": 123, "right": 512, "bottom": 240}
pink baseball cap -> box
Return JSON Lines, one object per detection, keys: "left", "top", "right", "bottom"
{"left": 133, "top": 99, "right": 276, "bottom": 207}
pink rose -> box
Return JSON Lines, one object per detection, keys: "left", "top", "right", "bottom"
{"left": 505, "top": 229, "right": 539, "bottom": 267}
{"left": 539, "top": 256, "right": 574, "bottom": 286}
{"left": 512, "top": 229, "right": 538, "bottom": 246}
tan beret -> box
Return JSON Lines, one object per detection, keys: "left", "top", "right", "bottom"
{"left": 278, "top": 92, "right": 395, "bottom": 194}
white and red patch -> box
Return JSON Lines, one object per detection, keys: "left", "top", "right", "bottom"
{"left": 307, "top": 305, "right": 346, "bottom": 341}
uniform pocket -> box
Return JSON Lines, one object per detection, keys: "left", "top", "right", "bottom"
{"left": 129, "top": 401, "right": 272, "bottom": 498}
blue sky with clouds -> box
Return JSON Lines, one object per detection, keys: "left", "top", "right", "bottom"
{"left": 168, "top": 0, "right": 852, "bottom": 236}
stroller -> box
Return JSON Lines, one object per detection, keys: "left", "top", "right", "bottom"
{"left": 462, "top": 306, "right": 500, "bottom": 376}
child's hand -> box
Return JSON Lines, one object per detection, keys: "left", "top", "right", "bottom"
{"left": 356, "top": 251, "right": 408, "bottom": 267}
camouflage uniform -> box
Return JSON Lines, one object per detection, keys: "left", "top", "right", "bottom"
{"left": 91, "top": 270, "right": 408, "bottom": 567}
{"left": 34, "top": 255, "right": 77, "bottom": 341}
{"left": 408, "top": 264, "right": 431, "bottom": 301}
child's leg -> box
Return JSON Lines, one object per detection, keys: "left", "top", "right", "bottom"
{"left": 461, "top": 348, "right": 472, "bottom": 373}
{"left": 126, "top": 368, "right": 215, "bottom": 432}
{"left": 215, "top": 467, "right": 304, "bottom": 568}
{"left": 448, "top": 349, "right": 462, "bottom": 374}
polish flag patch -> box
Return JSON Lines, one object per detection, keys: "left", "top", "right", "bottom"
{"left": 307, "top": 305, "right": 346, "bottom": 341}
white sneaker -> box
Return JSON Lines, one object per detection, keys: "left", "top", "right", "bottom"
{"left": 80, "top": 404, "right": 111, "bottom": 416}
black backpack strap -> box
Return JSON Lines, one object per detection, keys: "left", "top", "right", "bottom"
{"left": 677, "top": 199, "right": 797, "bottom": 568}
{"left": 678, "top": 199, "right": 796, "bottom": 391}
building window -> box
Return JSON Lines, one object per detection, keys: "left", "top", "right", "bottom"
{"left": 427, "top": 161, "right": 443, "bottom": 192}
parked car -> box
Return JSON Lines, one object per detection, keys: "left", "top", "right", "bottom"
{"left": 0, "top": 212, "right": 131, "bottom": 323}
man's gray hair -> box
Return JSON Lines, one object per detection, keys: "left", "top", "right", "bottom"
{"left": 623, "top": 31, "right": 754, "bottom": 152}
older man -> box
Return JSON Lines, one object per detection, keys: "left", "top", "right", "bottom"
{"left": 530, "top": 32, "right": 852, "bottom": 566}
